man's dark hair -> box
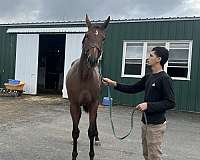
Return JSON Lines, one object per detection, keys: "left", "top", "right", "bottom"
{"left": 152, "top": 47, "right": 169, "bottom": 68}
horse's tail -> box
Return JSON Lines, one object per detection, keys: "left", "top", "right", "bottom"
{"left": 83, "top": 105, "right": 89, "bottom": 113}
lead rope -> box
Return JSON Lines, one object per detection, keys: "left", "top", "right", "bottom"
{"left": 107, "top": 85, "right": 137, "bottom": 140}
{"left": 99, "top": 60, "right": 147, "bottom": 140}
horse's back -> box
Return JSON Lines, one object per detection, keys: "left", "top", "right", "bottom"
{"left": 71, "top": 58, "right": 79, "bottom": 67}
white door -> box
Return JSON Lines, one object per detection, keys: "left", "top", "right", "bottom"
{"left": 15, "top": 34, "right": 39, "bottom": 94}
{"left": 62, "top": 33, "right": 85, "bottom": 98}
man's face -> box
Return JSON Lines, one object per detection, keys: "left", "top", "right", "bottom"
{"left": 146, "top": 51, "right": 161, "bottom": 67}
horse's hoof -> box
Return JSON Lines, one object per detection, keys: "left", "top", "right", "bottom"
{"left": 95, "top": 140, "right": 101, "bottom": 146}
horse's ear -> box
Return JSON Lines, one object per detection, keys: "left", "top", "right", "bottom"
{"left": 101, "top": 16, "right": 110, "bottom": 30}
{"left": 86, "top": 14, "right": 92, "bottom": 29}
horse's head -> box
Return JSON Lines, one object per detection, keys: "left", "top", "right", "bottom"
{"left": 82, "top": 14, "right": 110, "bottom": 67}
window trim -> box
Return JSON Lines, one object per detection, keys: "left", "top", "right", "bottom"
{"left": 121, "top": 40, "right": 193, "bottom": 80}
{"left": 121, "top": 41, "right": 145, "bottom": 78}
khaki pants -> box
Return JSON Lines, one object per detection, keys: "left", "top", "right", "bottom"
{"left": 141, "top": 122, "right": 166, "bottom": 160}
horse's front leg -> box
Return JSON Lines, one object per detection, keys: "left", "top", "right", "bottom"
{"left": 88, "top": 101, "right": 98, "bottom": 160}
{"left": 70, "top": 104, "right": 81, "bottom": 160}
{"left": 94, "top": 114, "right": 101, "bottom": 146}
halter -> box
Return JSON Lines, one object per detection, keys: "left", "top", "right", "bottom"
{"left": 82, "top": 34, "right": 103, "bottom": 58}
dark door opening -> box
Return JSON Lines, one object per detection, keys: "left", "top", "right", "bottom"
{"left": 37, "top": 34, "right": 66, "bottom": 94}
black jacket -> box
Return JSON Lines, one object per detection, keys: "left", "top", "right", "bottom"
{"left": 114, "top": 71, "right": 176, "bottom": 124}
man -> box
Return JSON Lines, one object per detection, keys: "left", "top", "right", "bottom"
{"left": 102, "top": 47, "right": 175, "bottom": 160}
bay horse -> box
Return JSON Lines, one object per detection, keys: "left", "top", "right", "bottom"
{"left": 66, "top": 15, "right": 110, "bottom": 160}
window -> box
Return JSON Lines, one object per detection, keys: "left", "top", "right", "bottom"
{"left": 122, "top": 41, "right": 192, "bottom": 80}
{"left": 123, "top": 43, "right": 144, "bottom": 76}
{"left": 168, "top": 43, "right": 191, "bottom": 78}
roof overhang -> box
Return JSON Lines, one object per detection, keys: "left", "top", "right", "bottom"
{"left": 7, "top": 27, "right": 88, "bottom": 33}
{"left": 2, "top": 16, "right": 200, "bottom": 27}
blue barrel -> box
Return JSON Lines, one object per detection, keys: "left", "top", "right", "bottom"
{"left": 102, "top": 97, "right": 112, "bottom": 106}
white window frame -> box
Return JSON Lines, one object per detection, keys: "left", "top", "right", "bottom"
{"left": 121, "top": 40, "right": 193, "bottom": 80}
{"left": 122, "top": 41, "right": 144, "bottom": 78}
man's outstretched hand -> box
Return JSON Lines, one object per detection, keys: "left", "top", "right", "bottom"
{"left": 102, "top": 78, "right": 117, "bottom": 87}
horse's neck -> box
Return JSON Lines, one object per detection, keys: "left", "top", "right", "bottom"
{"left": 78, "top": 53, "right": 94, "bottom": 80}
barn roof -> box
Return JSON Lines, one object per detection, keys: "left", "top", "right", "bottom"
{"left": 1, "top": 16, "right": 200, "bottom": 27}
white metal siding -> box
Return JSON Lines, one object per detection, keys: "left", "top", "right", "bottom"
{"left": 15, "top": 34, "right": 39, "bottom": 94}
{"left": 62, "top": 33, "right": 84, "bottom": 98}
{"left": 7, "top": 27, "right": 87, "bottom": 33}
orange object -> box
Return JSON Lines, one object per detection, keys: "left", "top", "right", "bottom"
{"left": 4, "top": 82, "right": 25, "bottom": 91}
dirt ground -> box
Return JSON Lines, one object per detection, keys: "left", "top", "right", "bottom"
{"left": 0, "top": 95, "right": 200, "bottom": 160}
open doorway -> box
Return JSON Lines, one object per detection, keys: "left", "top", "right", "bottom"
{"left": 37, "top": 34, "right": 66, "bottom": 95}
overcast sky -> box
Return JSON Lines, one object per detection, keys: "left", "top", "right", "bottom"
{"left": 0, "top": 0, "right": 200, "bottom": 23}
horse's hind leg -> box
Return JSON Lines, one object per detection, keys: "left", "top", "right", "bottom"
{"left": 88, "top": 101, "right": 98, "bottom": 160}
{"left": 70, "top": 104, "right": 81, "bottom": 160}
